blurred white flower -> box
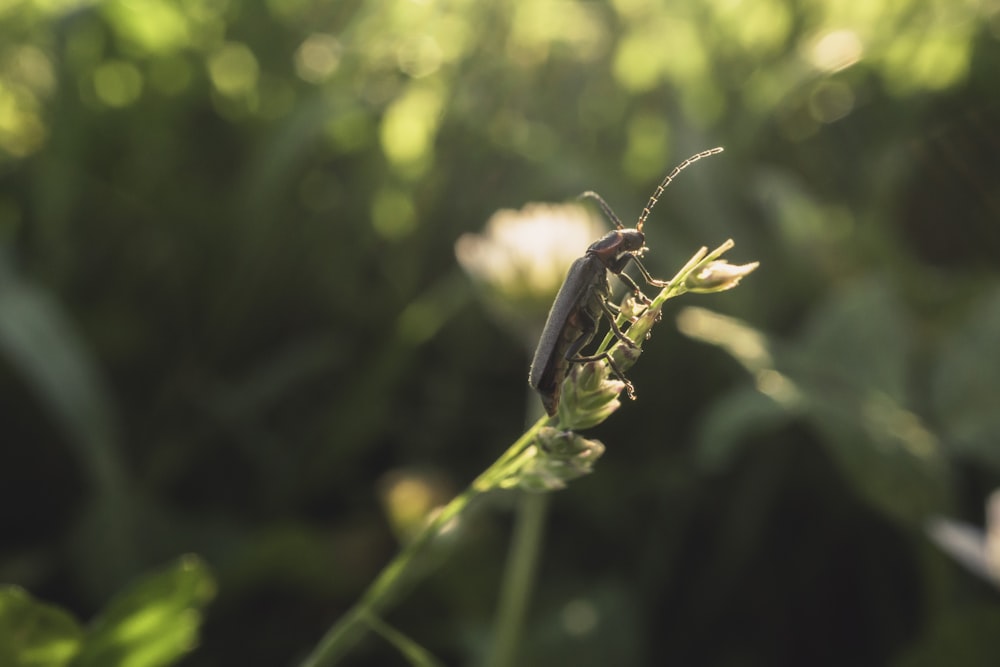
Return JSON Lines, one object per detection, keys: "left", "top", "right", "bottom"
{"left": 455, "top": 202, "right": 607, "bottom": 348}
{"left": 926, "top": 488, "right": 1000, "bottom": 588}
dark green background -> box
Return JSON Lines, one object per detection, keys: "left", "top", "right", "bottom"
{"left": 2, "top": 0, "right": 999, "bottom": 665}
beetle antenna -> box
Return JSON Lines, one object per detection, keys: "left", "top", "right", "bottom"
{"left": 580, "top": 191, "right": 625, "bottom": 230}
{"left": 636, "top": 147, "right": 724, "bottom": 233}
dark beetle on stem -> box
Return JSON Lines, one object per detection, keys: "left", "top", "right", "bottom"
{"left": 528, "top": 147, "right": 724, "bottom": 417}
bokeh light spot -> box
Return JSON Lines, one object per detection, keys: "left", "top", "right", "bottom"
{"left": 103, "top": 0, "right": 191, "bottom": 55}
{"left": 397, "top": 34, "right": 443, "bottom": 78}
{"left": 561, "top": 598, "right": 599, "bottom": 637}
{"left": 93, "top": 60, "right": 144, "bottom": 107}
{"left": 808, "top": 80, "right": 855, "bottom": 124}
{"left": 808, "top": 29, "right": 863, "bottom": 73}
{"left": 612, "top": 30, "right": 662, "bottom": 92}
{"left": 0, "top": 86, "right": 47, "bottom": 157}
{"left": 294, "top": 33, "right": 341, "bottom": 84}
{"left": 883, "top": 33, "right": 971, "bottom": 94}
{"left": 379, "top": 83, "right": 443, "bottom": 169}
{"left": 8, "top": 45, "right": 56, "bottom": 97}
{"left": 377, "top": 468, "right": 453, "bottom": 542}
{"left": 371, "top": 187, "right": 417, "bottom": 240}
{"left": 208, "top": 42, "right": 259, "bottom": 96}
{"left": 507, "top": 1, "right": 607, "bottom": 65}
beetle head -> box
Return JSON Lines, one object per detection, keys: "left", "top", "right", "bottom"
{"left": 618, "top": 228, "right": 645, "bottom": 253}
{"left": 587, "top": 228, "right": 646, "bottom": 265}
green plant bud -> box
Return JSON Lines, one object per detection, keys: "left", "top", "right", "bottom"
{"left": 515, "top": 428, "right": 605, "bottom": 491}
{"left": 558, "top": 361, "right": 625, "bottom": 430}
{"left": 685, "top": 260, "right": 759, "bottom": 293}
{"left": 618, "top": 296, "right": 648, "bottom": 321}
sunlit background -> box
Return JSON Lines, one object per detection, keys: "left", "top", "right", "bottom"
{"left": 2, "top": 0, "right": 999, "bottom": 664}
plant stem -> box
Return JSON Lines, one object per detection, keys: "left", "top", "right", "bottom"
{"left": 299, "top": 415, "right": 550, "bottom": 667}
{"left": 366, "top": 611, "right": 446, "bottom": 667}
{"left": 487, "top": 491, "right": 549, "bottom": 667}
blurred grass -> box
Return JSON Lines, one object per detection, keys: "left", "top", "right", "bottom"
{"left": 1, "top": 0, "right": 999, "bottom": 664}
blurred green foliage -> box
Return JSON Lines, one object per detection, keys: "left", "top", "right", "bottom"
{"left": 1, "top": 0, "right": 999, "bottom": 664}
{"left": 0, "top": 556, "right": 213, "bottom": 667}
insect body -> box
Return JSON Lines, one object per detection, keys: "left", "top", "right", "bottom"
{"left": 528, "top": 147, "right": 723, "bottom": 416}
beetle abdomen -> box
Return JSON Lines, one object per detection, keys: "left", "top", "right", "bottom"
{"left": 529, "top": 255, "right": 610, "bottom": 415}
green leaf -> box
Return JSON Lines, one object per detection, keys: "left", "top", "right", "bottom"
{"left": 784, "top": 279, "right": 909, "bottom": 400}
{"left": 71, "top": 556, "right": 215, "bottom": 667}
{"left": 0, "top": 586, "right": 83, "bottom": 667}
{"left": 929, "top": 286, "right": 1000, "bottom": 472}
{"left": 0, "top": 260, "right": 121, "bottom": 486}
{"left": 694, "top": 386, "right": 790, "bottom": 471}
{"left": 781, "top": 280, "right": 950, "bottom": 522}
{"left": 799, "top": 396, "right": 949, "bottom": 523}
{"left": 684, "top": 283, "right": 951, "bottom": 521}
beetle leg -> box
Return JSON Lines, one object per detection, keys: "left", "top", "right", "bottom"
{"left": 630, "top": 256, "right": 671, "bottom": 288}
{"left": 562, "top": 301, "right": 639, "bottom": 400}
{"left": 615, "top": 271, "right": 652, "bottom": 305}
{"left": 560, "top": 305, "right": 601, "bottom": 365}
{"left": 567, "top": 350, "right": 637, "bottom": 400}
{"left": 598, "top": 299, "right": 638, "bottom": 348}
{"left": 604, "top": 298, "right": 643, "bottom": 323}
{"left": 570, "top": 300, "right": 639, "bottom": 399}
{"left": 609, "top": 254, "right": 653, "bottom": 304}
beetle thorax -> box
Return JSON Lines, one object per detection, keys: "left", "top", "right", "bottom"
{"left": 586, "top": 228, "right": 646, "bottom": 266}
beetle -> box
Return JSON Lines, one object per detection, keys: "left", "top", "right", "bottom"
{"left": 528, "top": 147, "right": 724, "bottom": 416}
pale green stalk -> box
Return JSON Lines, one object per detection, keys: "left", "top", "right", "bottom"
{"left": 299, "top": 415, "right": 550, "bottom": 667}
{"left": 487, "top": 481, "right": 549, "bottom": 667}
